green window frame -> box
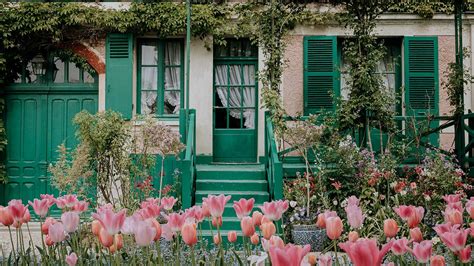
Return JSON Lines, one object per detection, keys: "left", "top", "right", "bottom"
{"left": 137, "top": 39, "right": 184, "bottom": 117}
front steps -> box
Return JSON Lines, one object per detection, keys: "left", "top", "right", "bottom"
{"left": 194, "top": 164, "right": 270, "bottom": 243}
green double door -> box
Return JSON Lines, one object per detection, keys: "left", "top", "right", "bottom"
{"left": 1, "top": 89, "right": 97, "bottom": 204}
{"left": 213, "top": 62, "right": 258, "bottom": 163}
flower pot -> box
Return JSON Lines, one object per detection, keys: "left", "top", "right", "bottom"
{"left": 291, "top": 224, "right": 327, "bottom": 252}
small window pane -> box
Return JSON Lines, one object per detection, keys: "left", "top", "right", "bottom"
{"left": 214, "top": 108, "right": 227, "bottom": 129}
{"left": 243, "top": 109, "right": 255, "bottom": 129}
{"left": 164, "top": 91, "right": 180, "bottom": 115}
{"left": 53, "top": 58, "right": 65, "bottom": 83}
{"left": 68, "top": 62, "right": 80, "bottom": 83}
{"left": 165, "top": 67, "right": 180, "bottom": 90}
{"left": 242, "top": 88, "right": 255, "bottom": 107}
{"left": 215, "top": 88, "right": 227, "bottom": 107}
{"left": 229, "top": 109, "right": 242, "bottom": 128}
{"left": 26, "top": 63, "right": 38, "bottom": 83}
{"left": 242, "top": 65, "right": 255, "bottom": 85}
{"left": 165, "top": 42, "right": 181, "bottom": 65}
{"left": 228, "top": 65, "right": 242, "bottom": 85}
{"left": 84, "top": 71, "right": 95, "bottom": 83}
{"left": 141, "top": 91, "right": 157, "bottom": 115}
{"left": 13, "top": 75, "right": 21, "bottom": 83}
{"left": 141, "top": 43, "right": 158, "bottom": 65}
{"left": 215, "top": 65, "right": 228, "bottom": 86}
{"left": 141, "top": 67, "right": 158, "bottom": 90}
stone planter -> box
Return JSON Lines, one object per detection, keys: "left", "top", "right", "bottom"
{"left": 291, "top": 224, "right": 327, "bottom": 252}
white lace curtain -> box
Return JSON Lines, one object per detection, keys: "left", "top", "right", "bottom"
{"left": 215, "top": 65, "right": 255, "bottom": 129}
{"left": 164, "top": 42, "right": 181, "bottom": 114}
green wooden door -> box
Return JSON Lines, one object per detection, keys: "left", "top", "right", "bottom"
{"left": 213, "top": 62, "right": 258, "bottom": 163}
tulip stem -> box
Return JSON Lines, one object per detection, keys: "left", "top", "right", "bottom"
{"left": 333, "top": 240, "right": 339, "bottom": 266}
{"left": 191, "top": 245, "right": 196, "bottom": 266}
{"left": 26, "top": 223, "right": 38, "bottom": 265}
{"left": 7, "top": 226, "right": 15, "bottom": 259}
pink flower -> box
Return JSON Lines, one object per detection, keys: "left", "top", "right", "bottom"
{"left": 466, "top": 198, "right": 474, "bottom": 219}
{"left": 121, "top": 213, "right": 142, "bottom": 235}
{"left": 139, "top": 198, "right": 161, "bottom": 219}
{"left": 393, "top": 205, "right": 424, "bottom": 228}
{"left": 436, "top": 224, "right": 470, "bottom": 252}
{"left": 430, "top": 255, "right": 446, "bottom": 266}
{"left": 161, "top": 224, "right": 175, "bottom": 241}
{"left": 0, "top": 206, "right": 14, "bottom": 226}
{"left": 443, "top": 194, "right": 462, "bottom": 204}
{"left": 233, "top": 198, "right": 255, "bottom": 220}
{"left": 443, "top": 207, "right": 463, "bottom": 225}
{"left": 140, "top": 198, "right": 160, "bottom": 209}
{"left": 384, "top": 219, "right": 399, "bottom": 238}
{"left": 339, "top": 238, "right": 393, "bottom": 266}
{"left": 29, "top": 199, "right": 53, "bottom": 218}
{"left": 241, "top": 216, "right": 256, "bottom": 237}
{"left": 391, "top": 238, "right": 409, "bottom": 256}
{"left": 166, "top": 212, "right": 187, "bottom": 232}
{"left": 458, "top": 246, "right": 471, "bottom": 263}
{"left": 260, "top": 200, "right": 289, "bottom": 221}
{"left": 268, "top": 244, "right": 311, "bottom": 266}
{"left": 181, "top": 222, "right": 197, "bottom": 246}
{"left": 49, "top": 222, "right": 66, "bottom": 243}
{"left": 227, "top": 231, "right": 237, "bottom": 243}
{"left": 316, "top": 210, "right": 337, "bottom": 229}
{"left": 318, "top": 253, "right": 333, "bottom": 266}
{"left": 61, "top": 211, "right": 80, "bottom": 233}
{"left": 411, "top": 240, "right": 432, "bottom": 263}
{"left": 134, "top": 220, "right": 156, "bottom": 247}
{"left": 185, "top": 206, "right": 205, "bottom": 223}
{"left": 203, "top": 194, "right": 231, "bottom": 218}
{"left": 252, "top": 211, "right": 264, "bottom": 226}
{"left": 40, "top": 194, "right": 55, "bottom": 204}
{"left": 160, "top": 197, "right": 178, "bottom": 211}
{"left": 92, "top": 207, "right": 126, "bottom": 236}
{"left": 410, "top": 227, "right": 423, "bottom": 243}
{"left": 262, "top": 235, "right": 285, "bottom": 252}
{"left": 56, "top": 195, "right": 79, "bottom": 209}
{"left": 346, "top": 196, "right": 360, "bottom": 206}
{"left": 345, "top": 204, "right": 364, "bottom": 229}
{"left": 326, "top": 216, "right": 343, "bottom": 240}
{"left": 66, "top": 252, "right": 78, "bottom": 266}
{"left": 72, "top": 201, "right": 89, "bottom": 213}
{"left": 8, "top": 200, "right": 27, "bottom": 224}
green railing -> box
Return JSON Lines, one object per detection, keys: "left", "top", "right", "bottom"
{"left": 179, "top": 109, "right": 196, "bottom": 209}
{"left": 264, "top": 112, "right": 284, "bottom": 200}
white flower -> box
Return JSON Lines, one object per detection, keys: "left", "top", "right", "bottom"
{"left": 424, "top": 195, "right": 431, "bottom": 201}
{"left": 290, "top": 201, "right": 297, "bottom": 208}
{"left": 390, "top": 181, "right": 397, "bottom": 188}
{"left": 373, "top": 192, "right": 379, "bottom": 198}
{"left": 432, "top": 237, "right": 440, "bottom": 245}
{"left": 400, "top": 190, "right": 407, "bottom": 196}
{"left": 333, "top": 200, "right": 338, "bottom": 206}
{"left": 248, "top": 252, "right": 268, "bottom": 266}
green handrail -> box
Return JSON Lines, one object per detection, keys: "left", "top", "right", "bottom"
{"left": 265, "top": 112, "right": 283, "bottom": 200}
{"left": 180, "top": 109, "right": 196, "bottom": 209}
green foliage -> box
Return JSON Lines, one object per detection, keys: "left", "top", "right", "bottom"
{"left": 443, "top": 50, "right": 472, "bottom": 115}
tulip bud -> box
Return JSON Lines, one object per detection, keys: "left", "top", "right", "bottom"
{"left": 260, "top": 222, "right": 276, "bottom": 240}
{"left": 45, "top": 235, "right": 54, "bottom": 246}
{"left": 241, "top": 216, "right": 255, "bottom": 237}
{"left": 410, "top": 227, "right": 423, "bottom": 243}
{"left": 252, "top": 211, "right": 263, "bottom": 227}
{"left": 384, "top": 219, "right": 398, "bottom": 238}
{"left": 250, "top": 233, "right": 259, "bottom": 245}
{"left": 430, "top": 255, "right": 445, "bottom": 266}
{"left": 99, "top": 228, "right": 114, "bottom": 248}
{"left": 227, "top": 231, "right": 237, "bottom": 243}
{"left": 326, "top": 217, "right": 343, "bottom": 240}
{"left": 213, "top": 234, "right": 221, "bottom": 245}
{"left": 307, "top": 253, "right": 317, "bottom": 265}
{"left": 348, "top": 231, "right": 359, "bottom": 242}
{"left": 91, "top": 220, "right": 102, "bottom": 236}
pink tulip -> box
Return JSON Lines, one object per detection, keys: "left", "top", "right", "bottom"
{"left": 262, "top": 235, "right": 285, "bottom": 252}
{"left": 443, "top": 194, "right": 462, "bottom": 204}
{"left": 391, "top": 238, "right": 409, "bottom": 256}
{"left": 307, "top": 253, "right": 317, "bottom": 265}
{"left": 121, "top": 213, "right": 141, "bottom": 235}
{"left": 444, "top": 207, "right": 463, "bottom": 225}
{"left": 212, "top": 216, "right": 222, "bottom": 227}
{"left": 437, "top": 224, "right": 470, "bottom": 252}
{"left": 260, "top": 221, "right": 276, "bottom": 240}
{"left": 139, "top": 198, "right": 161, "bottom": 219}
{"left": 61, "top": 211, "right": 80, "bottom": 233}
{"left": 203, "top": 194, "right": 231, "bottom": 218}
{"left": 42, "top": 217, "right": 57, "bottom": 235}
{"left": 160, "top": 197, "right": 178, "bottom": 211}
{"left": 213, "top": 234, "right": 221, "bottom": 245}
{"left": 250, "top": 233, "right": 259, "bottom": 245}
{"left": 49, "top": 222, "right": 66, "bottom": 243}
{"left": 316, "top": 210, "right": 337, "bottom": 229}
{"left": 66, "top": 252, "right": 78, "bottom": 266}
{"left": 151, "top": 219, "right": 162, "bottom": 241}
{"left": 99, "top": 228, "right": 114, "bottom": 247}
{"left": 201, "top": 201, "right": 211, "bottom": 218}
{"left": 339, "top": 238, "right": 393, "bottom": 266}
{"left": 384, "top": 219, "right": 399, "bottom": 238}
{"left": 410, "top": 227, "right": 423, "bottom": 243}
{"left": 259, "top": 200, "right": 288, "bottom": 221}
{"left": 345, "top": 204, "right": 364, "bottom": 229}
{"left": 0, "top": 206, "right": 14, "bottom": 226}
{"left": 458, "top": 246, "right": 471, "bottom": 263}
{"left": 228, "top": 231, "right": 237, "bottom": 243}
{"left": 40, "top": 194, "right": 56, "bottom": 204}
{"left": 134, "top": 220, "right": 156, "bottom": 247}
{"left": 430, "top": 255, "right": 446, "bottom": 266}
{"left": 268, "top": 244, "right": 311, "bottom": 266}
{"left": 318, "top": 253, "right": 333, "bottom": 266}
{"left": 233, "top": 198, "right": 255, "bottom": 220}
{"left": 348, "top": 231, "right": 359, "bottom": 242}
{"left": 140, "top": 198, "right": 160, "bottom": 209}
{"left": 166, "top": 213, "right": 187, "bottom": 232}
{"left": 181, "top": 222, "right": 197, "bottom": 246}
{"left": 29, "top": 198, "right": 53, "bottom": 218}
{"left": 393, "top": 205, "right": 424, "bottom": 228}
{"left": 241, "top": 216, "right": 255, "bottom": 237}
{"left": 411, "top": 240, "right": 432, "bottom": 263}
{"left": 72, "top": 201, "right": 89, "bottom": 213}
{"left": 8, "top": 200, "right": 27, "bottom": 224}
{"left": 326, "top": 216, "right": 343, "bottom": 240}
{"left": 56, "top": 195, "right": 79, "bottom": 209}
{"left": 92, "top": 207, "right": 126, "bottom": 235}
{"left": 185, "top": 206, "right": 205, "bottom": 223}
{"left": 161, "top": 224, "right": 175, "bottom": 241}
{"left": 252, "top": 211, "right": 264, "bottom": 226}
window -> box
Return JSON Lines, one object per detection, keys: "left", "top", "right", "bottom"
{"left": 137, "top": 39, "right": 184, "bottom": 116}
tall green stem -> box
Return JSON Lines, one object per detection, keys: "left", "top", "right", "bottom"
{"left": 334, "top": 240, "right": 339, "bottom": 266}
{"left": 7, "top": 227, "right": 15, "bottom": 259}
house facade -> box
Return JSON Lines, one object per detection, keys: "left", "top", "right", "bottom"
{"left": 1, "top": 2, "right": 474, "bottom": 211}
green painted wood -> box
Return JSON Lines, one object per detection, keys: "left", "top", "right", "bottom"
{"left": 213, "top": 129, "right": 257, "bottom": 162}
{"left": 106, "top": 33, "right": 133, "bottom": 119}
{"left": 404, "top": 36, "right": 439, "bottom": 146}
{"left": 180, "top": 109, "right": 196, "bottom": 209}
{"left": 196, "top": 179, "right": 268, "bottom": 191}
{"left": 196, "top": 164, "right": 265, "bottom": 180}
{"left": 303, "top": 36, "right": 338, "bottom": 115}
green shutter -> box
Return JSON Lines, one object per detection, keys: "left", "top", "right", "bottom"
{"left": 106, "top": 33, "right": 133, "bottom": 119}
{"left": 404, "top": 36, "right": 439, "bottom": 146}
{"left": 404, "top": 36, "right": 439, "bottom": 116}
{"left": 303, "top": 36, "right": 338, "bottom": 115}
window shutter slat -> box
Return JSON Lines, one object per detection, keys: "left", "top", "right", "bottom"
{"left": 304, "top": 36, "right": 338, "bottom": 115}
{"left": 106, "top": 33, "right": 133, "bottom": 119}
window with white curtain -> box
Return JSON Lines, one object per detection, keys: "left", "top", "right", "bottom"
{"left": 138, "top": 39, "right": 183, "bottom": 116}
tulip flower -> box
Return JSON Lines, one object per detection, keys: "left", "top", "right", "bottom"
{"left": 61, "top": 211, "right": 80, "bottom": 233}
{"left": 393, "top": 205, "right": 424, "bottom": 228}
{"left": 250, "top": 233, "right": 259, "bottom": 245}
{"left": 316, "top": 210, "right": 337, "bottom": 229}
{"left": 227, "top": 231, "right": 237, "bottom": 243}
{"left": 252, "top": 211, "right": 264, "bottom": 226}
{"left": 66, "top": 252, "right": 78, "bottom": 266}
{"left": 438, "top": 226, "right": 470, "bottom": 252}
{"left": 29, "top": 198, "right": 53, "bottom": 218}
{"left": 339, "top": 238, "right": 393, "bottom": 266}
{"left": 443, "top": 194, "right": 462, "bottom": 204}
{"left": 348, "top": 231, "right": 359, "bottom": 242}
{"left": 430, "top": 255, "right": 445, "bottom": 266}
{"left": 8, "top": 200, "right": 27, "bottom": 225}
{"left": 151, "top": 219, "right": 162, "bottom": 241}
{"left": 49, "top": 222, "right": 66, "bottom": 243}
{"left": 213, "top": 234, "right": 221, "bottom": 245}
{"left": 443, "top": 207, "right": 463, "bottom": 225}
{"left": 134, "top": 220, "right": 156, "bottom": 247}
{"left": 466, "top": 198, "right": 474, "bottom": 219}
{"left": 410, "top": 227, "right": 423, "bottom": 243}
{"left": 318, "top": 253, "right": 332, "bottom": 266}
{"left": 166, "top": 212, "right": 187, "bottom": 232}
{"left": 262, "top": 235, "right": 285, "bottom": 252}
{"left": 72, "top": 200, "right": 89, "bottom": 213}
{"left": 233, "top": 198, "right": 255, "bottom": 220}
{"left": 201, "top": 202, "right": 211, "bottom": 218}
{"left": 0, "top": 206, "right": 14, "bottom": 226}
{"left": 212, "top": 216, "right": 222, "bottom": 228}
{"left": 56, "top": 195, "right": 79, "bottom": 209}
{"left": 203, "top": 194, "right": 231, "bottom": 218}
{"left": 98, "top": 228, "right": 114, "bottom": 248}
{"left": 326, "top": 216, "right": 343, "bottom": 240}
{"left": 181, "top": 222, "right": 198, "bottom": 246}
{"left": 345, "top": 197, "right": 364, "bottom": 229}
{"left": 185, "top": 206, "right": 205, "bottom": 223}
{"left": 160, "top": 196, "right": 178, "bottom": 211}
{"left": 260, "top": 221, "right": 276, "bottom": 240}
{"left": 45, "top": 235, "right": 54, "bottom": 246}
{"left": 259, "top": 200, "right": 289, "bottom": 221}
{"left": 91, "top": 220, "right": 102, "bottom": 236}
{"left": 391, "top": 238, "right": 409, "bottom": 256}
{"left": 458, "top": 246, "right": 471, "bottom": 263}
{"left": 92, "top": 207, "right": 126, "bottom": 236}
{"left": 268, "top": 244, "right": 311, "bottom": 266}
{"left": 307, "top": 252, "right": 317, "bottom": 266}
{"left": 42, "top": 217, "right": 57, "bottom": 235}
{"left": 383, "top": 219, "right": 399, "bottom": 238}
{"left": 241, "top": 216, "right": 256, "bottom": 237}
{"left": 411, "top": 240, "right": 432, "bottom": 263}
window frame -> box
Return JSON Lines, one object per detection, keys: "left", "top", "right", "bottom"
{"left": 136, "top": 38, "right": 184, "bottom": 117}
